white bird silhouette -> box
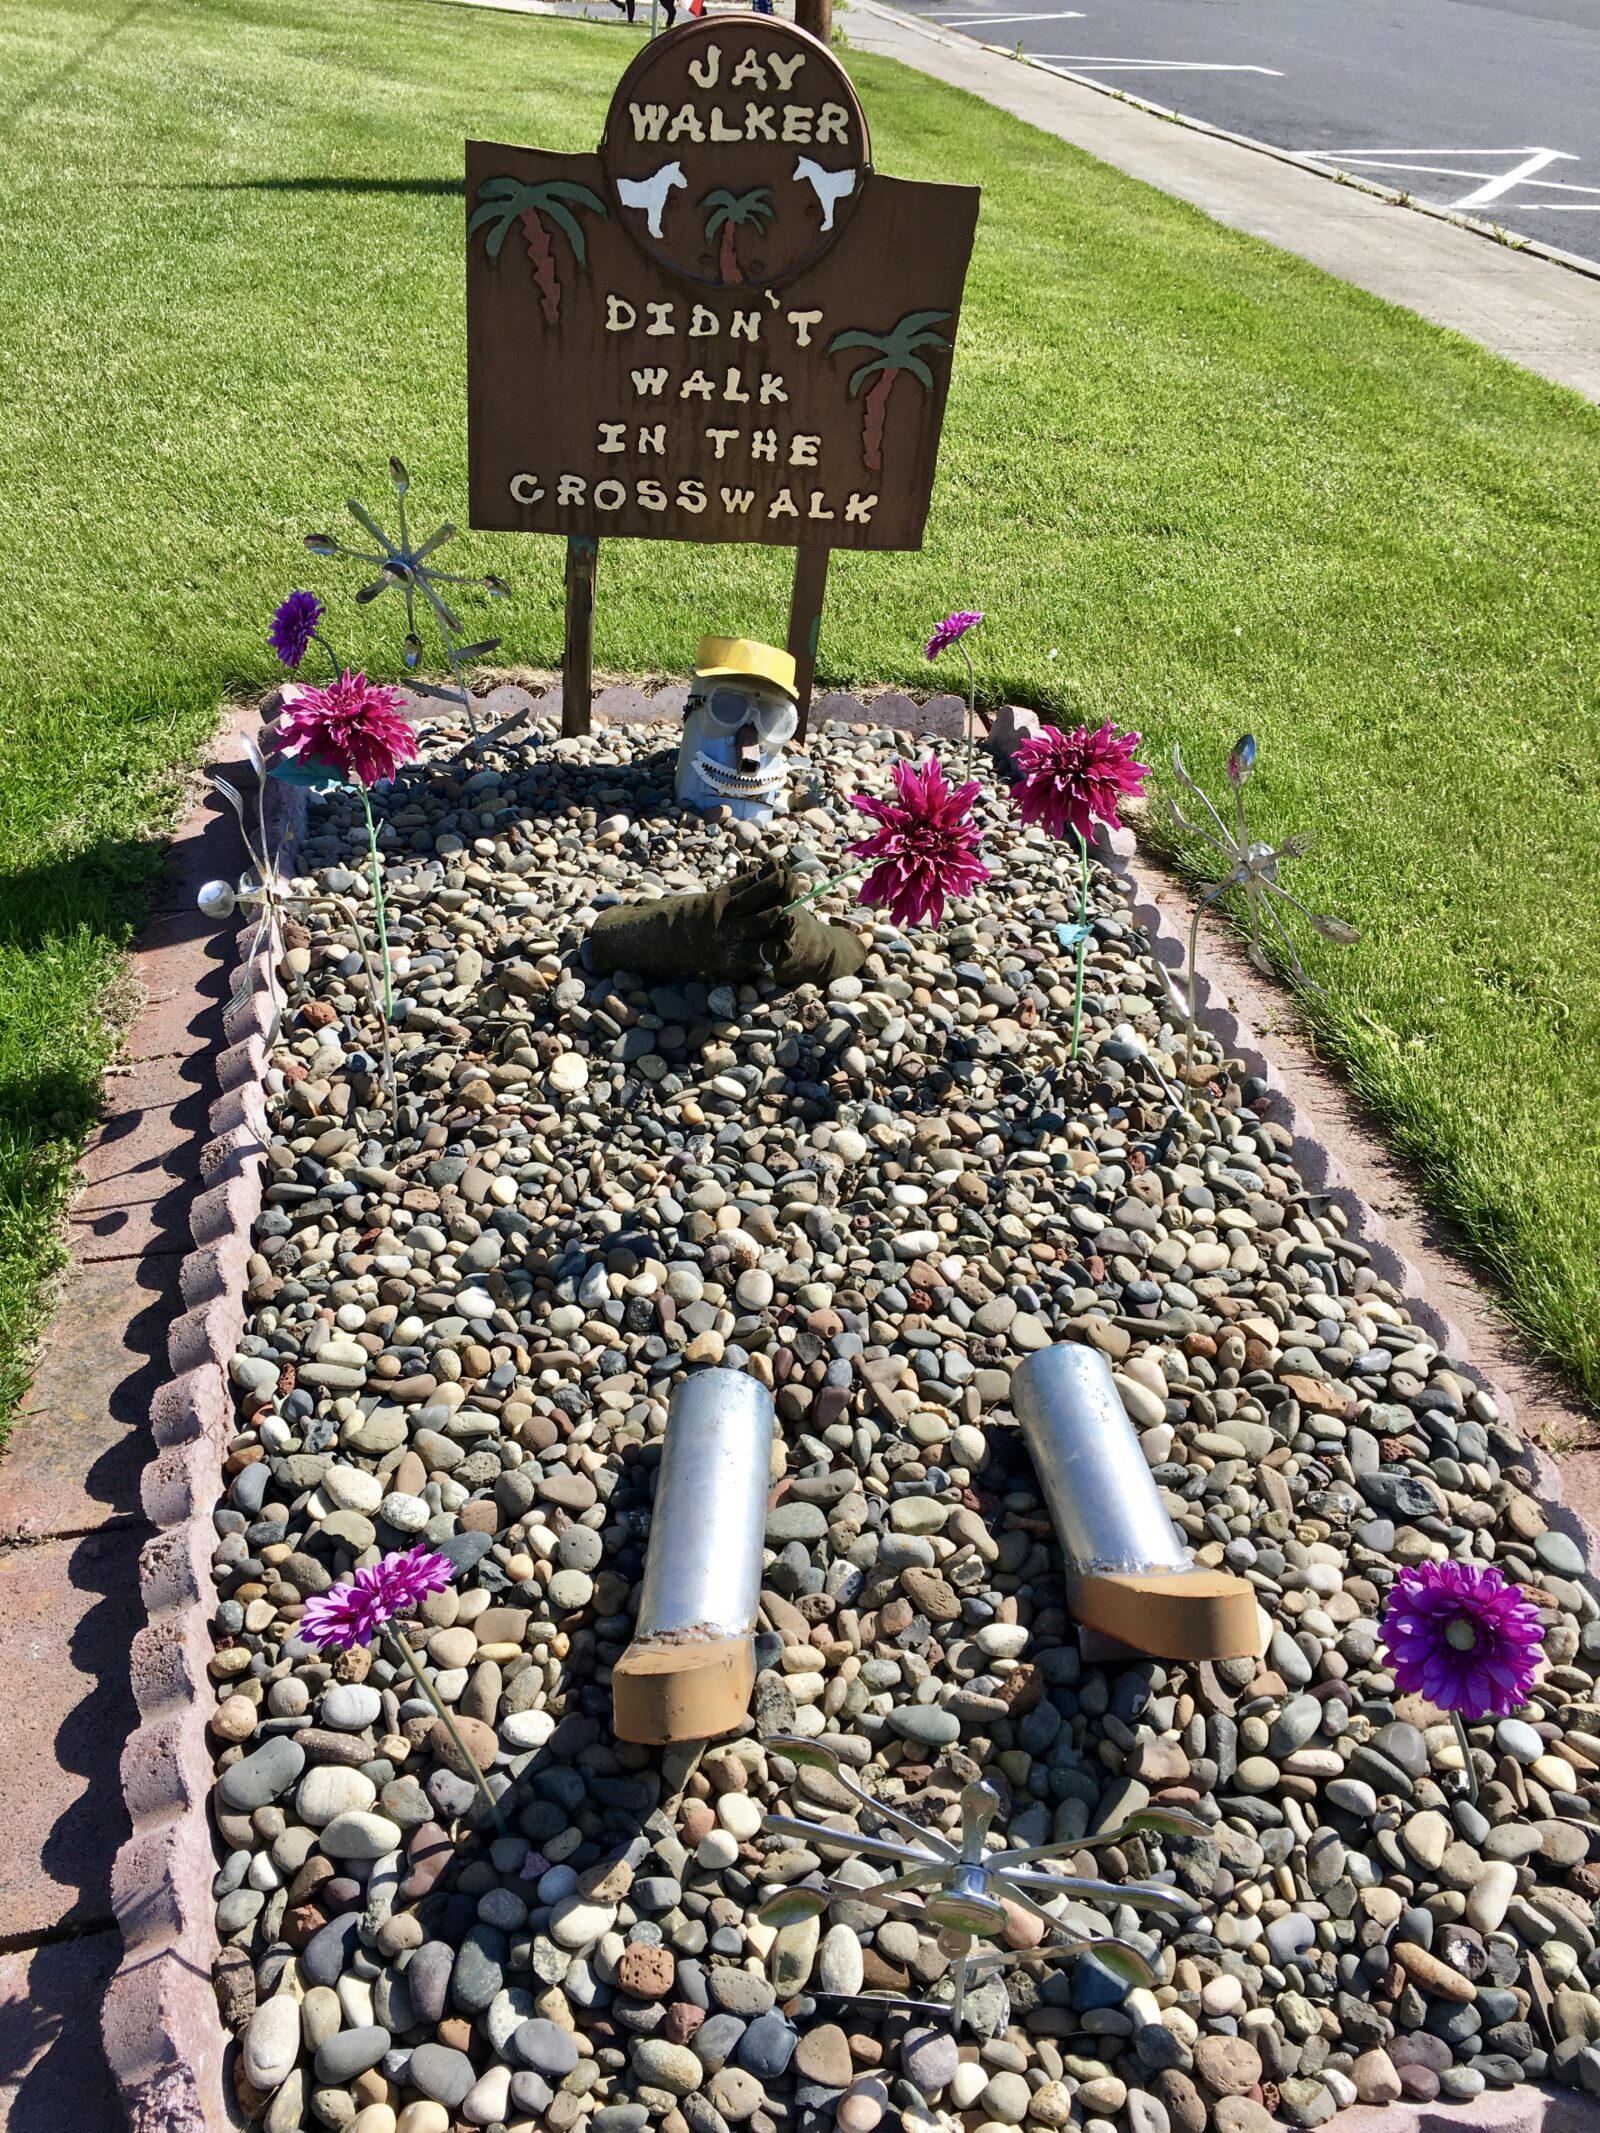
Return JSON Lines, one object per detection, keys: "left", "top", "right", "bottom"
{"left": 793, "top": 156, "right": 857, "bottom": 232}
{"left": 615, "top": 160, "right": 687, "bottom": 238}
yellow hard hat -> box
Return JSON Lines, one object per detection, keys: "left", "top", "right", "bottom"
{"left": 693, "top": 636, "right": 797, "bottom": 703}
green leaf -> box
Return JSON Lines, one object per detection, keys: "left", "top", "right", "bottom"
{"left": 467, "top": 203, "right": 514, "bottom": 259}
{"left": 826, "top": 328, "right": 889, "bottom": 356}
{"left": 545, "top": 181, "right": 607, "bottom": 219}
{"left": 267, "top": 756, "right": 345, "bottom": 793}
{"left": 543, "top": 198, "right": 587, "bottom": 263}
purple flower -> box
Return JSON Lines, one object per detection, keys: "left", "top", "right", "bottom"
{"left": 276, "top": 670, "right": 418, "bottom": 788}
{"left": 1010, "top": 721, "right": 1150, "bottom": 845}
{"left": 298, "top": 1546, "right": 455, "bottom": 1652}
{"left": 269, "top": 590, "right": 325, "bottom": 670}
{"left": 926, "top": 609, "right": 983, "bottom": 662}
{"left": 1380, "top": 1560, "right": 1543, "bottom": 1721}
{"left": 847, "top": 755, "right": 991, "bottom": 929}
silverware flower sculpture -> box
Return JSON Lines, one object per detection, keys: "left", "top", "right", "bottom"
{"left": 304, "top": 456, "right": 511, "bottom": 748}
{"left": 756, "top": 1736, "right": 1203, "bottom": 2030}
{"left": 201, "top": 739, "right": 394, "bottom": 1089}
{"left": 1169, "top": 733, "right": 1358, "bottom": 1084}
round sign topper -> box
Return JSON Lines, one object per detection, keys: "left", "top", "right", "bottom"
{"left": 601, "top": 17, "right": 871, "bottom": 291}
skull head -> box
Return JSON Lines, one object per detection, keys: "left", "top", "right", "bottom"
{"left": 676, "top": 637, "right": 799, "bottom": 824}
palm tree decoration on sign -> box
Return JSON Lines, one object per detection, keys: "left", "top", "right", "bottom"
{"left": 827, "top": 310, "right": 951, "bottom": 475}
{"left": 756, "top": 1737, "right": 1201, "bottom": 2030}
{"left": 700, "top": 186, "right": 774, "bottom": 284}
{"left": 468, "top": 176, "right": 608, "bottom": 324}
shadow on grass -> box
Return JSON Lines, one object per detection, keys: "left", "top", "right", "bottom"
{"left": 0, "top": 0, "right": 152, "bottom": 132}
{"left": 0, "top": 836, "right": 169, "bottom": 958}
{"left": 150, "top": 175, "right": 465, "bottom": 196}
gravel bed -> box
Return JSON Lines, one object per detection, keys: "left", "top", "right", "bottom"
{"left": 210, "top": 709, "right": 1600, "bottom": 2133}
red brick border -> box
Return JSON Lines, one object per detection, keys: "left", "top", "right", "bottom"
{"left": 101, "top": 739, "right": 307, "bottom": 2133}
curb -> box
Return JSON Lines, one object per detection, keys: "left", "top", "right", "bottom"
{"left": 100, "top": 686, "right": 1600, "bottom": 2133}
{"left": 847, "top": 0, "right": 1600, "bottom": 289}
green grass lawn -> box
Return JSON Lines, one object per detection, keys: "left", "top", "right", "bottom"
{"left": 3, "top": 0, "right": 1600, "bottom": 1429}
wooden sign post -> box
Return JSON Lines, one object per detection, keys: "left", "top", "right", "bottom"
{"left": 465, "top": 17, "right": 978, "bottom": 735}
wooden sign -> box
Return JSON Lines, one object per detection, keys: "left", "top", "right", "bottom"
{"left": 464, "top": 16, "right": 980, "bottom": 727}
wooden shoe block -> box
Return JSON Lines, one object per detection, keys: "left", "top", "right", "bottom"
{"left": 1072, "top": 1568, "right": 1262, "bottom": 1662}
{"left": 612, "top": 1633, "right": 754, "bottom": 1745}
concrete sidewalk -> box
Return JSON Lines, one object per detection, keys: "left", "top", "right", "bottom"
{"left": 848, "top": 0, "right": 1600, "bottom": 404}
{"left": 0, "top": 737, "right": 246, "bottom": 2132}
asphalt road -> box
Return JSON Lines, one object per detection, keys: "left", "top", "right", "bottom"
{"left": 888, "top": 0, "right": 1600, "bottom": 265}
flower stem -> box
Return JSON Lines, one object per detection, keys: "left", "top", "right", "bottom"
{"left": 1183, "top": 897, "right": 1202, "bottom": 1082}
{"left": 357, "top": 785, "right": 394, "bottom": 1021}
{"left": 322, "top": 893, "right": 394, "bottom": 1093}
{"left": 1452, "top": 1708, "right": 1480, "bottom": 1808}
{"left": 391, "top": 1627, "right": 505, "bottom": 1830}
{"left": 312, "top": 632, "right": 344, "bottom": 681}
{"left": 781, "top": 857, "right": 871, "bottom": 913}
{"left": 1069, "top": 831, "right": 1090, "bottom": 1063}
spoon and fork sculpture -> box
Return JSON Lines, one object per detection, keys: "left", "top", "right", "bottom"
{"left": 755, "top": 1736, "right": 1206, "bottom": 2030}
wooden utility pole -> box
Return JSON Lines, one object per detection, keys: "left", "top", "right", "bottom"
{"left": 795, "top": 0, "right": 832, "bottom": 43}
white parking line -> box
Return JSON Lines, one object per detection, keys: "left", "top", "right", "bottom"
{"left": 1031, "top": 54, "right": 1284, "bottom": 74}
{"left": 1298, "top": 145, "right": 1600, "bottom": 214}
{"left": 1456, "top": 149, "right": 1577, "bottom": 207}
{"left": 929, "top": 9, "right": 1087, "bottom": 20}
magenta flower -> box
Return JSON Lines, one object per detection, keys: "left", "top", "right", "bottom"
{"left": 1010, "top": 721, "right": 1150, "bottom": 845}
{"left": 926, "top": 609, "right": 983, "bottom": 662}
{"left": 268, "top": 590, "right": 325, "bottom": 670}
{"left": 1381, "top": 1560, "right": 1543, "bottom": 1721}
{"left": 276, "top": 669, "right": 418, "bottom": 788}
{"left": 847, "top": 755, "right": 991, "bottom": 929}
{"left": 299, "top": 1546, "right": 455, "bottom": 1652}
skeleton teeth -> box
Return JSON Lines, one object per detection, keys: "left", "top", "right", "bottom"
{"left": 692, "top": 752, "right": 784, "bottom": 796}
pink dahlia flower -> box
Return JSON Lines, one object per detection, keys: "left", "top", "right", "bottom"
{"left": 1010, "top": 720, "right": 1150, "bottom": 844}
{"left": 1380, "top": 1559, "right": 1543, "bottom": 1721}
{"left": 926, "top": 609, "right": 983, "bottom": 662}
{"left": 847, "top": 755, "right": 990, "bottom": 929}
{"left": 298, "top": 1546, "right": 455, "bottom": 1652}
{"left": 276, "top": 669, "right": 418, "bottom": 788}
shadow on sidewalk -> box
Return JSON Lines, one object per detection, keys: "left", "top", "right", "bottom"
{"left": 0, "top": 1928, "right": 123, "bottom": 2131}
